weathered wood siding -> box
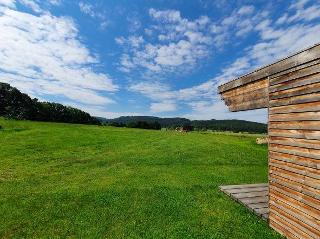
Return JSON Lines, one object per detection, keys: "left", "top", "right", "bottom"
{"left": 220, "top": 78, "right": 269, "bottom": 111}
{"left": 218, "top": 43, "right": 320, "bottom": 239}
{"left": 268, "top": 57, "right": 320, "bottom": 239}
{"left": 218, "top": 44, "right": 320, "bottom": 112}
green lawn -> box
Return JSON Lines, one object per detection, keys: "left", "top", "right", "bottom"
{"left": 0, "top": 118, "right": 281, "bottom": 238}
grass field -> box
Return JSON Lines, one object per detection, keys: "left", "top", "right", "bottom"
{"left": 0, "top": 118, "right": 282, "bottom": 238}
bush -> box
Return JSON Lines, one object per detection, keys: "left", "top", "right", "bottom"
{"left": 0, "top": 125, "right": 2, "bottom": 130}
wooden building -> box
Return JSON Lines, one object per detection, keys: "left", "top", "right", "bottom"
{"left": 218, "top": 44, "right": 320, "bottom": 239}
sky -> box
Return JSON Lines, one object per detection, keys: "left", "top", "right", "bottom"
{"left": 0, "top": 0, "right": 320, "bottom": 122}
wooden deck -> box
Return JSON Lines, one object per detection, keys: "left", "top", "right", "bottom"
{"left": 219, "top": 183, "right": 269, "bottom": 220}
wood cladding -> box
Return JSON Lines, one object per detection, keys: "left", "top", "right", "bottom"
{"left": 218, "top": 44, "right": 320, "bottom": 93}
{"left": 268, "top": 54, "right": 320, "bottom": 238}
{"left": 218, "top": 43, "right": 320, "bottom": 239}
{"left": 218, "top": 44, "right": 320, "bottom": 112}
{"left": 219, "top": 78, "right": 268, "bottom": 111}
{"left": 219, "top": 78, "right": 269, "bottom": 111}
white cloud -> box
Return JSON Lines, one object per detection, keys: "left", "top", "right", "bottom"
{"left": 16, "top": 0, "right": 61, "bottom": 13}
{"left": 99, "top": 111, "right": 141, "bottom": 119}
{"left": 48, "top": 0, "right": 61, "bottom": 6}
{"left": 144, "top": 28, "right": 153, "bottom": 36}
{"left": 117, "top": 36, "right": 144, "bottom": 48}
{"left": 126, "top": 12, "right": 141, "bottom": 33}
{"left": 19, "top": 0, "right": 42, "bottom": 13}
{"left": 0, "top": 0, "right": 15, "bottom": 7}
{"left": 184, "top": 101, "right": 267, "bottom": 123}
{"left": 116, "top": 7, "right": 269, "bottom": 78}
{"left": 236, "top": 19, "right": 253, "bottom": 37}
{"left": 116, "top": 9, "right": 217, "bottom": 76}
{"left": 222, "top": 16, "right": 237, "bottom": 25}
{"left": 10, "top": 0, "right": 63, "bottom": 13}
{"left": 288, "top": 5, "right": 320, "bottom": 22}
{"left": 115, "top": 36, "right": 125, "bottom": 45}
{"left": 275, "top": 14, "right": 288, "bottom": 25}
{"left": 79, "top": 2, "right": 95, "bottom": 17}
{"left": 129, "top": 81, "right": 174, "bottom": 101}
{"left": 78, "top": 2, "right": 109, "bottom": 29}
{"left": 0, "top": 3, "right": 118, "bottom": 108}
{"left": 150, "top": 101, "right": 176, "bottom": 113}
{"left": 149, "top": 8, "right": 181, "bottom": 22}
{"left": 63, "top": 102, "right": 140, "bottom": 119}
{"left": 276, "top": 0, "right": 320, "bottom": 24}
{"left": 238, "top": 5, "right": 255, "bottom": 15}
{"left": 290, "top": 0, "right": 310, "bottom": 10}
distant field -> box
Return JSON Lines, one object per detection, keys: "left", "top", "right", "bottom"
{"left": 0, "top": 119, "right": 281, "bottom": 238}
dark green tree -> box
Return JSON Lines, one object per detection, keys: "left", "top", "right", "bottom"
{"left": 0, "top": 83, "right": 100, "bottom": 125}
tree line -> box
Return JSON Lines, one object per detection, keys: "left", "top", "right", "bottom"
{"left": 0, "top": 83, "right": 100, "bottom": 125}
{"left": 108, "top": 121, "right": 161, "bottom": 130}
{"left": 103, "top": 116, "right": 267, "bottom": 133}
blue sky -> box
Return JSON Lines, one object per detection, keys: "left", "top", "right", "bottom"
{"left": 0, "top": 0, "right": 319, "bottom": 122}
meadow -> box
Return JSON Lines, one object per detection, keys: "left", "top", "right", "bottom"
{"left": 0, "top": 118, "right": 281, "bottom": 238}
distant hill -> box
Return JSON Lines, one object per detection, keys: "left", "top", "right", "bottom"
{"left": 191, "top": 119, "right": 267, "bottom": 133}
{"left": 102, "top": 116, "right": 267, "bottom": 133}
{"left": 0, "top": 82, "right": 100, "bottom": 125}
{"left": 107, "top": 116, "right": 190, "bottom": 127}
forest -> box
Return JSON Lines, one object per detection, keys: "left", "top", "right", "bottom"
{"left": 0, "top": 83, "right": 100, "bottom": 125}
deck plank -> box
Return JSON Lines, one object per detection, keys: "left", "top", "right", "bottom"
{"left": 225, "top": 186, "right": 269, "bottom": 194}
{"left": 247, "top": 202, "right": 269, "bottom": 209}
{"left": 220, "top": 183, "right": 269, "bottom": 220}
{"left": 241, "top": 196, "right": 269, "bottom": 204}
{"left": 219, "top": 183, "right": 268, "bottom": 190}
